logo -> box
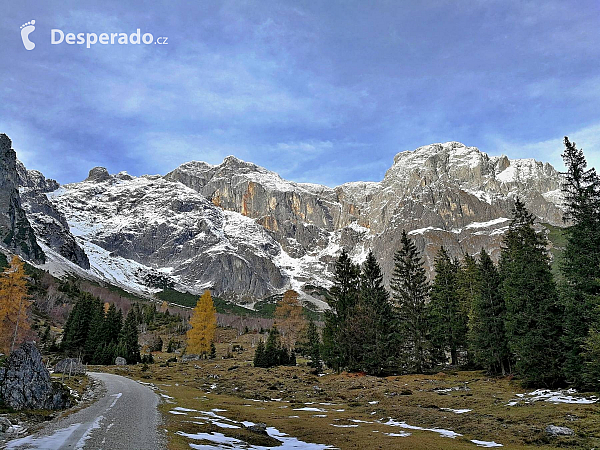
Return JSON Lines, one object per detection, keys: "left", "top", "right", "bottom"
{"left": 20, "top": 20, "right": 36, "bottom": 50}
{"left": 51, "top": 29, "right": 168, "bottom": 48}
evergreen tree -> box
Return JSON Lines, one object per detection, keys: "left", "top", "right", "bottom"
{"left": 559, "top": 137, "right": 600, "bottom": 387}
{"left": 468, "top": 249, "right": 510, "bottom": 374}
{"left": 41, "top": 325, "right": 51, "bottom": 345}
{"left": 358, "top": 250, "right": 394, "bottom": 375}
{"left": 428, "top": 247, "right": 466, "bottom": 366}
{"left": 62, "top": 293, "right": 101, "bottom": 355}
{"left": 253, "top": 340, "right": 267, "bottom": 367}
{"left": 103, "top": 304, "right": 123, "bottom": 345}
{"left": 84, "top": 301, "right": 105, "bottom": 362}
{"left": 457, "top": 253, "right": 479, "bottom": 365}
{"left": 305, "top": 320, "right": 322, "bottom": 370}
{"left": 500, "top": 199, "right": 563, "bottom": 386}
{"left": 391, "top": 231, "right": 432, "bottom": 373}
{"left": 264, "top": 326, "right": 282, "bottom": 367}
{"left": 117, "top": 309, "right": 141, "bottom": 364}
{"left": 581, "top": 327, "right": 600, "bottom": 388}
{"left": 322, "top": 249, "right": 360, "bottom": 372}
{"left": 253, "top": 327, "right": 296, "bottom": 368}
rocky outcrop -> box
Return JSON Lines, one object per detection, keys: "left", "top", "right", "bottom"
{"left": 0, "top": 342, "right": 71, "bottom": 410}
{"left": 0, "top": 135, "right": 44, "bottom": 263}
{"left": 86, "top": 166, "right": 111, "bottom": 183}
{"left": 16, "top": 161, "right": 89, "bottom": 269}
{"left": 115, "top": 356, "right": 127, "bottom": 365}
{"left": 545, "top": 425, "right": 574, "bottom": 436}
{"left": 53, "top": 358, "right": 86, "bottom": 375}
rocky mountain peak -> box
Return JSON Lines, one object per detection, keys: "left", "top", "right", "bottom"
{"left": 86, "top": 167, "right": 111, "bottom": 183}
{"left": 0, "top": 135, "right": 44, "bottom": 263}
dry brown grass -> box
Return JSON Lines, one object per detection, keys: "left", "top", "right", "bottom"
{"left": 95, "top": 333, "right": 600, "bottom": 450}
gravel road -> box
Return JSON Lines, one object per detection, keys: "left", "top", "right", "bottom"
{"left": 5, "top": 372, "right": 165, "bottom": 450}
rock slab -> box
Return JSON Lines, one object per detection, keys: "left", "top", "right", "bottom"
{"left": 0, "top": 342, "right": 71, "bottom": 410}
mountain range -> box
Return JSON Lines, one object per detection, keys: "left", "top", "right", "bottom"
{"left": 0, "top": 133, "right": 565, "bottom": 308}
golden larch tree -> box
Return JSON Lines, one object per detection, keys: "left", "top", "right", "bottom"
{"left": 186, "top": 290, "right": 217, "bottom": 355}
{"left": 274, "top": 289, "right": 306, "bottom": 350}
{"left": 0, "top": 255, "right": 31, "bottom": 353}
{"left": 159, "top": 300, "right": 169, "bottom": 313}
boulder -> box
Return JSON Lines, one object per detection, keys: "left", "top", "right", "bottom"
{"left": 115, "top": 356, "right": 127, "bottom": 365}
{"left": 545, "top": 425, "right": 574, "bottom": 436}
{"left": 0, "top": 416, "right": 12, "bottom": 432}
{"left": 0, "top": 342, "right": 71, "bottom": 410}
{"left": 54, "top": 358, "right": 86, "bottom": 375}
{"left": 180, "top": 354, "right": 200, "bottom": 362}
{"left": 246, "top": 423, "right": 267, "bottom": 435}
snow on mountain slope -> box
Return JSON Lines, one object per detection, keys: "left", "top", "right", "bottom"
{"left": 12, "top": 141, "right": 565, "bottom": 308}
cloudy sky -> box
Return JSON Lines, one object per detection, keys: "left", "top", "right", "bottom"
{"left": 1, "top": 0, "right": 599, "bottom": 185}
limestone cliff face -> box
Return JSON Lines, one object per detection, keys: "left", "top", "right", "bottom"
{"left": 24, "top": 140, "right": 565, "bottom": 306}
{"left": 165, "top": 142, "right": 564, "bottom": 290}
{"left": 17, "top": 161, "right": 90, "bottom": 269}
{"left": 0, "top": 134, "right": 44, "bottom": 263}
{"left": 165, "top": 157, "right": 346, "bottom": 258}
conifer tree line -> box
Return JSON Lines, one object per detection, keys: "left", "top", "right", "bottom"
{"left": 253, "top": 326, "right": 297, "bottom": 368}
{"left": 62, "top": 297, "right": 177, "bottom": 364}
{"left": 322, "top": 137, "right": 600, "bottom": 390}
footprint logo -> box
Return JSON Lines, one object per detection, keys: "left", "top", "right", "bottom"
{"left": 20, "top": 20, "right": 36, "bottom": 50}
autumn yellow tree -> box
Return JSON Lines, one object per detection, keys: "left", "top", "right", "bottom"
{"left": 0, "top": 255, "right": 31, "bottom": 353}
{"left": 159, "top": 300, "right": 169, "bottom": 313}
{"left": 274, "top": 290, "right": 306, "bottom": 350}
{"left": 186, "top": 290, "right": 217, "bottom": 356}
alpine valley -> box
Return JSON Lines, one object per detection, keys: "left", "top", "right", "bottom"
{"left": 0, "top": 133, "right": 564, "bottom": 309}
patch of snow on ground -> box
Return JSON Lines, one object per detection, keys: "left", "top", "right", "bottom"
{"left": 293, "top": 407, "right": 326, "bottom": 412}
{"left": 75, "top": 415, "right": 104, "bottom": 449}
{"left": 471, "top": 439, "right": 503, "bottom": 447}
{"left": 520, "top": 389, "right": 598, "bottom": 405}
{"left": 175, "top": 410, "right": 336, "bottom": 449}
{"left": 381, "top": 418, "right": 461, "bottom": 438}
{"left": 6, "top": 423, "right": 82, "bottom": 450}
{"left": 440, "top": 408, "right": 471, "bottom": 414}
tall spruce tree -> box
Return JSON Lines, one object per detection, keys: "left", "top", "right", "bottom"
{"left": 428, "top": 247, "right": 466, "bottom": 366}
{"left": 560, "top": 137, "right": 600, "bottom": 387}
{"left": 468, "top": 249, "right": 510, "bottom": 375}
{"left": 84, "top": 301, "right": 105, "bottom": 362}
{"left": 62, "top": 293, "right": 102, "bottom": 356}
{"left": 457, "top": 253, "right": 479, "bottom": 366}
{"left": 253, "top": 340, "right": 267, "bottom": 368}
{"left": 117, "top": 309, "right": 141, "bottom": 364}
{"left": 305, "top": 320, "right": 322, "bottom": 371}
{"left": 391, "top": 231, "right": 432, "bottom": 373}
{"left": 500, "top": 199, "right": 563, "bottom": 386}
{"left": 358, "top": 250, "right": 394, "bottom": 375}
{"left": 322, "top": 249, "right": 360, "bottom": 372}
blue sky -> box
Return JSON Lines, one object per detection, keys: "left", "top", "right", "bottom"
{"left": 1, "top": 0, "right": 599, "bottom": 186}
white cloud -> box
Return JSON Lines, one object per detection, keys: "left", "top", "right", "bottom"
{"left": 487, "top": 122, "right": 600, "bottom": 172}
